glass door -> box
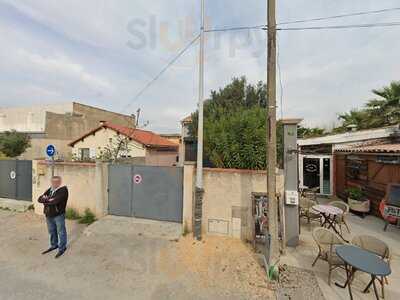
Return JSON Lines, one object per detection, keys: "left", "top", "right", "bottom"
{"left": 322, "top": 158, "right": 331, "bottom": 195}
{"left": 300, "top": 155, "right": 332, "bottom": 195}
{"left": 303, "top": 157, "right": 320, "bottom": 193}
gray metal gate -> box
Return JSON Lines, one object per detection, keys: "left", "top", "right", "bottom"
{"left": 108, "top": 164, "right": 183, "bottom": 223}
{"left": 0, "top": 160, "right": 32, "bottom": 201}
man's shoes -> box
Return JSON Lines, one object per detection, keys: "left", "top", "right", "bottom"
{"left": 55, "top": 249, "right": 66, "bottom": 259}
{"left": 41, "top": 246, "right": 58, "bottom": 255}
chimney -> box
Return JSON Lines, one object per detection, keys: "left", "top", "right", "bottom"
{"left": 99, "top": 120, "right": 107, "bottom": 127}
{"left": 346, "top": 124, "right": 357, "bottom": 132}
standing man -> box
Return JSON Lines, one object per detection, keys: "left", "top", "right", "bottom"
{"left": 38, "top": 176, "right": 69, "bottom": 258}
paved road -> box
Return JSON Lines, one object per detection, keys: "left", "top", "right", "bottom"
{"left": 0, "top": 211, "right": 271, "bottom": 300}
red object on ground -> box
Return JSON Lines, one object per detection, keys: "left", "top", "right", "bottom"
{"left": 379, "top": 200, "right": 398, "bottom": 224}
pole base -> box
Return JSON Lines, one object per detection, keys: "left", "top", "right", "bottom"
{"left": 193, "top": 187, "right": 204, "bottom": 240}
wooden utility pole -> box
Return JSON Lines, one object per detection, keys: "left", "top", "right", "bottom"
{"left": 266, "top": 0, "right": 279, "bottom": 264}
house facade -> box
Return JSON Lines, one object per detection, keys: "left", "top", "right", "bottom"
{"left": 0, "top": 102, "right": 135, "bottom": 160}
{"left": 69, "top": 122, "right": 179, "bottom": 166}
{"left": 298, "top": 125, "right": 399, "bottom": 196}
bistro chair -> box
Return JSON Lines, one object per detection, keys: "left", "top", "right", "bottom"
{"left": 329, "top": 200, "right": 351, "bottom": 234}
{"left": 299, "top": 197, "right": 321, "bottom": 226}
{"left": 312, "top": 227, "right": 346, "bottom": 285}
{"left": 352, "top": 235, "right": 391, "bottom": 299}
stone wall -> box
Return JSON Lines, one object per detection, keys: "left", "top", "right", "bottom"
{"left": 32, "top": 160, "right": 108, "bottom": 218}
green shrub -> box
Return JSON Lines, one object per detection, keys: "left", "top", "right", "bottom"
{"left": 65, "top": 208, "right": 80, "bottom": 220}
{"left": 79, "top": 208, "right": 97, "bottom": 225}
{"left": 346, "top": 187, "right": 364, "bottom": 201}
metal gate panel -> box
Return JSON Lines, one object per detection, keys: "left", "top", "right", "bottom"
{"left": 0, "top": 160, "right": 17, "bottom": 199}
{"left": 16, "top": 160, "right": 32, "bottom": 201}
{"left": 108, "top": 164, "right": 132, "bottom": 216}
{"left": 132, "top": 165, "right": 183, "bottom": 223}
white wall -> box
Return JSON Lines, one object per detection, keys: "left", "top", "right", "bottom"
{"left": 183, "top": 165, "right": 285, "bottom": 240}
{"left": 0, "top": 103, "right": 73, "bottom": 133}
{"left": 71, "top": 127, "right": 146, "bottom": 159}
{"left": 32, "top": 161, "right": 108, "bottom": 218}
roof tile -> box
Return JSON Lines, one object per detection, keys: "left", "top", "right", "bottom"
{"left": 69, "top": 122, "right": 178, "bottom": 149}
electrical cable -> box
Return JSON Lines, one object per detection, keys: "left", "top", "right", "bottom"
{"left": 278, "top": 7, "right": 400, "bottom": 25}
{"left": 120, "top": 33, "right": 200, "bottom": 112}
{"left": 277, "top": 21, "right": 400, "bottom": 31}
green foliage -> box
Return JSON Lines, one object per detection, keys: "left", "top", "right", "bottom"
{"left": 65, "top": 208, "right": 81, "bottom": 220}
{"left": 297, "top": 126, "right": 326, "bottom": 139}
{"left": 345, "top": 187, "right": 364, "bottom": 201}
{"left": 268, "top": 265, "right": 279, "bottom": 281}
{"left": 188, "top": 76, "right": 282, "bottom": 170}
{"left": 78, "top": 208, "right": 97, "bottom": 225}
{"left": 334, "top": 81, "right": 400, "bottom": 131}
{"left": 0, "top": 130, "right": 31, "bottom": 158}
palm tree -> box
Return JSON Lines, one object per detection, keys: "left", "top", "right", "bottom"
{"left": 335, "top": 81, "right": 400, "bottom": 132}
{"left": 369, "top": 81, "right": 400, "bottom": 125}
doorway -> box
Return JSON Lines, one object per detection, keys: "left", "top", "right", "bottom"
{"left": 299, "top": 155, "right": 332, "bottom": 195}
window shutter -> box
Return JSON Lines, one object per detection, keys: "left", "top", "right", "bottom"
{"left": 90, "top": 148, "right": 96, "bottom": 159}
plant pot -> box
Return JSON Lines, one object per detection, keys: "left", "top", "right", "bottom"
{"left": 348, "top": 198, "right": 370, "bottom": 214}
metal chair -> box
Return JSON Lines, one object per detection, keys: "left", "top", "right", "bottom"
{"left": 352, "top": 235, "right": 391, "bottom": 299}
{"left": 299, "top": 197, "right": 321, "bottom": 226}
{"left": 329, "top": 200, "right": 351, "bottom": 234}
{"left": 312, "top": 227, "right": 346, "bottom": 285}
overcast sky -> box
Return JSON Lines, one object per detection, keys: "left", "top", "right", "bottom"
{"left": 0, "top": 0, "right": 399, "bottom": 133}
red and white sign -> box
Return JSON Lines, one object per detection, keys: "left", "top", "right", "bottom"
{"left": 133, "top": 174, "right": 142, "bottom": 184}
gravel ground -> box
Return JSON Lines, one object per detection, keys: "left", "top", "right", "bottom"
{"left": 0, "top": 211, "right": 274, "bottom": 300}
{"left": 277, "top": 264, "right": 325, "bottom": 300}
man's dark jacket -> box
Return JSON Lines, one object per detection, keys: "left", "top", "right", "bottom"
{"left": 38, "top": 186, "right": 69, "bottom": 218}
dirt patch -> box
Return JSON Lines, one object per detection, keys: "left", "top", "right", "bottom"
{"left": 158, "top": 235, "right": 274, "bottom": 300}
{"left": 277, "top": 264, "right": 325, "bottom": 300}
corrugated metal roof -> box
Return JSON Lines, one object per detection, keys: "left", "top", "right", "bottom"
{"left": 298, "top": 125, "right": 399, "bottom": 146}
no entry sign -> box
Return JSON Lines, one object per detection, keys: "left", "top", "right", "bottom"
{"left": 133, "top": 174, "right": 142, "bottom": 184}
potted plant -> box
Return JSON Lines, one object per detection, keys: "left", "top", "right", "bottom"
{"left": 345, "top": 187, "right": 370, "bottom": 217}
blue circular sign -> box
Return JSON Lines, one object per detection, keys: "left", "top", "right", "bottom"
{"left": 46, "top": 144, "right": 56, "bottom": 157}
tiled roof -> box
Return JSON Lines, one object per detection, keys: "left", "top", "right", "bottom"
{"left": 336, "top": 143, "right": 400, "bottom": 154}
{"left": 69, "top": 123, "right": 178, "bottom": 149}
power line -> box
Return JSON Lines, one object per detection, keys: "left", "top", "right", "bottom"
{"left": 278, "top": 7, "right": 400, "bottom": 25}
{"left": 205, "top": 7, "right": 400, "bottom": 33}
{"left": 277, "top": 21, "right": 400, "bottom": 31}
{"left": 121, "top": 34, "right": 200, "bottom": 112}
{"left": 205, "top": 25, "right": 265, "bottom": 33}
{"left": 121, "top": 7, "right": 400, "bottom": 112}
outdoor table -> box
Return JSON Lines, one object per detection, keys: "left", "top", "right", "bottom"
{"left": 335, "top": 245, "right": 391, "bottom": 300}
{"left": 312, "top": 204, "right": 347, "bottom": 241}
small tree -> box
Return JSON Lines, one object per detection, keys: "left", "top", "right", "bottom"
{"left": 188, "top": 76, "right": 286, "bottom": 170}
{"left": 0, "top": 130, "right": 31, "bottom": 158}
{"left": 97, "top": 134, "right": 132, "bottom": 162}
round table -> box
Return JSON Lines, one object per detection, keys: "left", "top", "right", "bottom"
{"left": 335, "top": 245, "right": 391, "bottom": 300}
{"left": 312, "top": 204, "right": 346, "bottom": 241}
